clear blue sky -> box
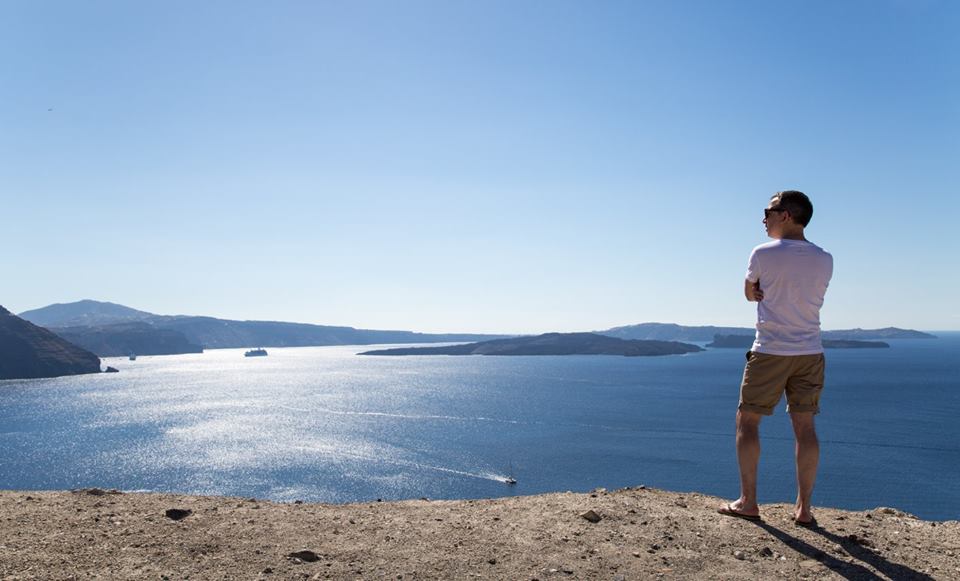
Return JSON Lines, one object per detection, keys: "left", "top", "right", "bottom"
{"left": 2, "top": 1, "right": 957, "bottom": 333}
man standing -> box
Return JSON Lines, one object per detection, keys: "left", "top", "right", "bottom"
{"left": 719, "top": 190, "right": 833, "bottom": 526}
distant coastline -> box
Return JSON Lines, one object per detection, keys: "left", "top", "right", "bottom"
{"left": 11, "top": 299, "right": 938, "bottom": 361}
{"left": 360, "top": 332, "right": 703, "bottom": 357}
{"left": 706, "top": 334, "right": 891, "bottom": 349}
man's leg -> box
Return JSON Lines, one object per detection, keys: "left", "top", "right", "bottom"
{"left": 790, "top": 411, "right": 819, "bottom": 522}
{"left": 729, "top": 409, "right": 763, "bottom": 516}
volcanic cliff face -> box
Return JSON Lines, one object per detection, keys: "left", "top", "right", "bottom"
{"left": 0, "top": 305, "right": 102, "bottom": 380}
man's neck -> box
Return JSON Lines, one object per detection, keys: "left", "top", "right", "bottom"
{"left": 773, "top": 227, "right": 807, "bottom": 241}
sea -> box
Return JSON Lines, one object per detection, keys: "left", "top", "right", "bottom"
{"left": 1, "top": 334, "right": 958, "bottom": 521}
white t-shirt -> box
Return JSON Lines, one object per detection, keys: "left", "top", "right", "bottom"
{"left": 745, "top": 239, "right": 833, "bottom": 355}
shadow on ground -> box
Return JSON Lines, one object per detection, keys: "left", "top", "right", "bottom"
{"left": 753, "top": 520, "right": 934, "bottom": 581}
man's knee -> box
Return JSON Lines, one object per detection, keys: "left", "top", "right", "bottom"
{"left": 736, "top": 410, "right": 762, "bottom": 435}
{"left": 790, "top": 412, "right": 818, "bottom": 441}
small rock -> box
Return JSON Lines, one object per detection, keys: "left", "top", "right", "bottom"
{"left": 733, "top": 550, "right": 746, "bottom": 560}
{"left": 759, "top": 547, "right": 774, "bottom": 558}
{"left": 288, "top": 550, "right": 320, "bottom": 562}
{"left": 488, "top": 558, "right": 497, "bottom": 565}
{"left": 613, "top": 575, "right": 626, "bottom": 581}
{"left": 580, "top": 510, "right": 602, "bottom": 523}
{"left": 75, "top": 488, "right": 108, "bottom": 496}
{"left": 262, "top": 567, "right": 273, "bottom": 574}
{"left": 294, "top": 500, "right": 303, "bottom": 505}
{"left": 164, "top": 508, "right": 192, "bottom": 521}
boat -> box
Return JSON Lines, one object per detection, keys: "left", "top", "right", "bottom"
{"left": 244, "top": 348, "right": 268, "bottom": 357}
{"left": 128, "top": 354, "right": 137, "bottom": 361}
{"left": 504, "top": 462, "right": 517, "bottom": 485}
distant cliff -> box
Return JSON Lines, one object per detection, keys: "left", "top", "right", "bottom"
{"left": 360, "top": 332, "right": 704, "bottom": 357}
{"left": 821, "top": 328, "right": 935, "bottom": 340}
{"left": 20, "top": 300, "right": 506, "bottom": 356}
{"left": 52, "top": 323, "right": 204, "bottom": 357}
{"left": 706, "top": 334, "right": 890, "bottom": 349}
{"left": 0, "top": 305, "right": 102, "bottom": 380}
{"left": 601, "top": 323, "right": 934, "bottom": 342}
{"left": 147, "top": 315, "right": 501, "bottom": 350}
{"left": 18, "top": 300, "right": 156, "bottom": 328}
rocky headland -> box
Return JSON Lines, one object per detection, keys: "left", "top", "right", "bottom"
{"left": 602, "top": 323, "right": 936, "bottom": 342}
{"left": 19, "top": 300, "right": 506, "bottom": 356}
{"left": 0, "top": 487, "right": 955, "bottom": 580}
{"left": 51, "top": 322, "right": 205, "bottom": 357}
{"left": 706, "top": 334, "right": 891, "bottom": 349}
{"left": 360, "top": 333, "right": 704, "bottom": 357}
{"left": 0, "top": 305, "right": 101, "bottom": 380}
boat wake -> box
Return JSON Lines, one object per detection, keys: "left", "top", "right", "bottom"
{"left": 291, "top": 445, "right": 510, "bottom": 483}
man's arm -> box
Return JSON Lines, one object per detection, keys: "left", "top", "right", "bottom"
{"left": 744, "top": 279, "right": 764, "bottom": 302}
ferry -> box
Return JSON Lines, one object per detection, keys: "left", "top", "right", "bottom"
{"left": 244, "top": 348, "right": 268, "bottom": 357}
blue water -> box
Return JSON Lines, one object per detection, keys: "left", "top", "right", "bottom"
{"left": 2, "top": 335, "right": 958, "bottom": 521}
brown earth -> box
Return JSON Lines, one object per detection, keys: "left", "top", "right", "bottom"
{"left": 1, "top": 487, "right": 957, "bottom": 580}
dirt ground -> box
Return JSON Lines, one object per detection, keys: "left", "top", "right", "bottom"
{"left": 1, "top": 487, "right": 957, "bottom": 580}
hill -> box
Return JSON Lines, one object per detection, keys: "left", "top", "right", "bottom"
{"left": 706, "top": 334, "right": 891, "bottom": 349}
{"left": 18, "top": 300, "right": 156, "bottom": 327}
{"left": 19, "top": 300, "right": 505, "bottom": 356}
{"left": 599, "top": 323, "right": 935, "bottom": 342}
{"left": 52, "top": 322, "right": 204, "bottom": 357}
{"left": 0, "top": 487, "right": 952, "bottom": 579}
{"left": 0, "top": 305, "right": 102, "bottom": 380}
{"left": 360, "top": 332, "right": 703, "bottom": 357}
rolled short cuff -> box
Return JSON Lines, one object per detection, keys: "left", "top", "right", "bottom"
{"left": 786, "top": 403, "right": 820, "bottom": 415}
{"left": 738, "top": 402, "right": 775, "bottom": 416}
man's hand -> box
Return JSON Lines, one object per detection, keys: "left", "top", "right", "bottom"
{"left": 745, "top": 280, "right": 764, "bottom": 302}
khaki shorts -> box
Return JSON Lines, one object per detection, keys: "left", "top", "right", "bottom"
{"left": 739, "top": 351, "right": 825, "bottom": 415}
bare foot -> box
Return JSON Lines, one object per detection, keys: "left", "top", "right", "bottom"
{"left": 794, "top": 505, "right": 815, "bottom": 525}
{"left": 718, "top": 499, "right": 761, "bottom": 520}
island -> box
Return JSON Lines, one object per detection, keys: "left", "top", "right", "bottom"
{"left": 0, "top": 305, "right": 102, "bottom": 380}
{"left": 706, "top": 334, "right": 890, "bottom": 349}
{"left": 600, "top": 322, "right": 935, "bottom": 342}
{"left": 19, "top": 300, "right": 507, "bottom": 356}
{"left": 52, "top": 322, "right": 205, "bottom": 357}
{"left": 359, "top": 332, "right": 704, "bottom": 357}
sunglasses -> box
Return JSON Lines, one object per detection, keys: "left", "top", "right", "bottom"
{"left": 764, "top": 207, "right": 787, "bottom": 218}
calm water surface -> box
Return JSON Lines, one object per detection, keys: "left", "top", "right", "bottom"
{"left": 2, "top": 335, "right": 958, "bottom": 520}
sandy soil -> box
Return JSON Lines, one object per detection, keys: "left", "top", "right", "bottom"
{"left": 1, "top": 487, "right": 957, "bottom": 580}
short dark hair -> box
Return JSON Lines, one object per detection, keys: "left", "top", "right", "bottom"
{"left": 771, "top": 190, "right": 813, "bottom": 227}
